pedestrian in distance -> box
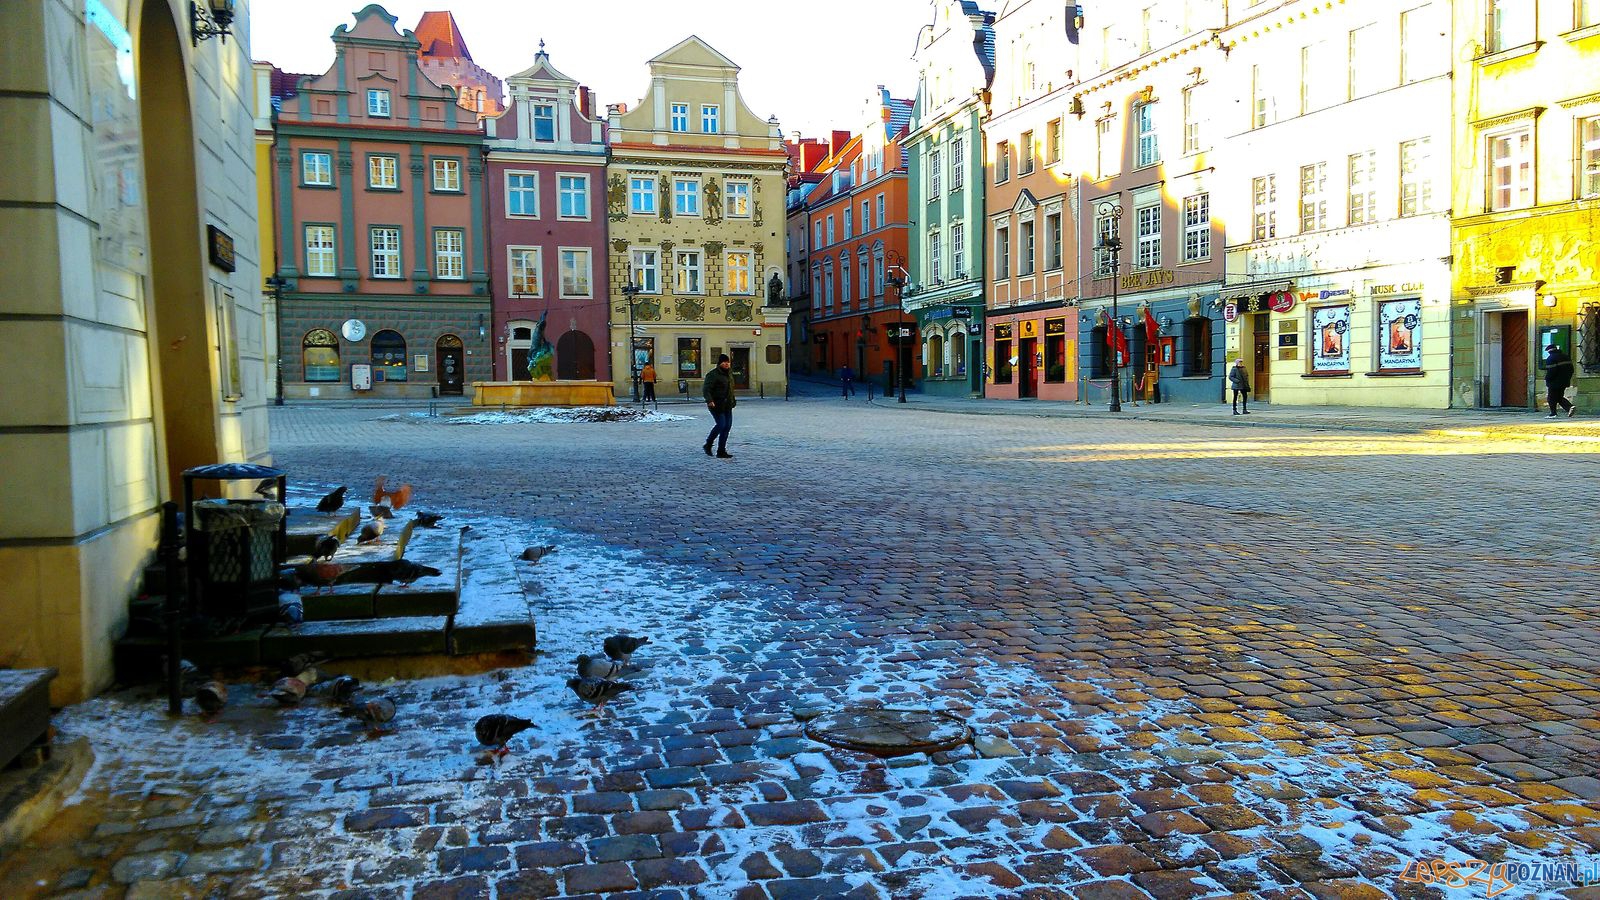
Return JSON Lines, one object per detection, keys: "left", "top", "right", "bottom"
{"left": 840, "top": 364, "right": 856, "bottom": 398}
{"left": 640, "top": 362, "right": 657, "bottom": 404}
{"left": 702, "top": 354, "right": 736, "bottom": 459}
{"left": 1544, "top": 344, "right": 1576, "bottom": 418}
{"left": 1229, "top": 358, "right": 1251, "bottom": 415}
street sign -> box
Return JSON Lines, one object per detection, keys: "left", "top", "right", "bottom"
{"left": 952, "top": 307, "right": 973, "bottom": 319}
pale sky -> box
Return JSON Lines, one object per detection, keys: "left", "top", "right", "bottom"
{"left": 250, "top": 0, "right": 932, "bottom": 138}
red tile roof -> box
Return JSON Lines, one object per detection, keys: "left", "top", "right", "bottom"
{"left": 414, "top": 11, "right": 472, "bottom": 61}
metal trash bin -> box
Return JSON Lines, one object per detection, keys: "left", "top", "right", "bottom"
{"left": 183, "top": 463, "right": 287, "bottom": 623}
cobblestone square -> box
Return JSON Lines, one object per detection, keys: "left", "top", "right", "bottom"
{"left": 5, "top": 395, "right": 1600, "bottom": 899}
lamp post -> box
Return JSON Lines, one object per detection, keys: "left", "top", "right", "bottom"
{"left": 190, "top": 0, "right": 237, "bottom": 46}
{"left": 885, "top": 249, "right": 910, "bottom": 403}
{"left": 1095, "top": 201, "right": 1124, "bottom": 413}
{"left": 264, "top": 276, "right": 287, "bottom": 406}
{"left": 620, "top": 282, "right": 641, "bottom": 403}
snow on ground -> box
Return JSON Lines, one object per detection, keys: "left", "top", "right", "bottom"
{"left": 379, "top": 407, "right": 693, "bottom": 425}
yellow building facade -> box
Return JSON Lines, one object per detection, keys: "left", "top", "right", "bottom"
{"left": 1450, "top": 0, "right": 1600, "bottom": 411}
{"left": 0, "top": 0, "right": 271, "bottom": 702}
{"left": 604, "top": 37, "right": 790, "bottom": 399}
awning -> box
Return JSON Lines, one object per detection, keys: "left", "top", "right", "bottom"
{"left": 1220, "top": 280, "right": 1295, "bottom": 305}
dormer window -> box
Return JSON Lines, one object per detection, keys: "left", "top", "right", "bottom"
{"left": 533, "top": 103, "right": 556, "bottom": 141}
{"left": 367, "top": 89, "right": 391, "bottom": 118}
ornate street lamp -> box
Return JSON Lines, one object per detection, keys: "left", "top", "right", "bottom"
{"left": 1095, "top": 200, "right": 1124, "bottom": 413}
{"left": 264, "top": 275, "right": 288, "bottom": 406}
{"left": 190, "top": 0, "right": 237, "bottom": 46}
{"left": 620, "top": 282, "right": 641, "bottom": 403}
{"left": 885, "top": 249, "right": 910, "bottom": 404}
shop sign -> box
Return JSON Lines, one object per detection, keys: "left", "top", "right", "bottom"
{"left": 1372, "top": 282, "right": 1425, "bottom": 296}
{"left": 1319, "top": 288, "right": 1351, "bottom": 299}
{"left": 925, "top": 307, "right": 954, "bottom": 321}
{"left": 1021, "top": 320, "right": 1038, "bottom": 338}
{"left": 1268, "top": 291, "right": 1296, "bottom": 313}
{"left": 1311, "top": 304, "right": 1352, "bottom": 373}
{"left": 1121, "top": 269, "right": 1175, "bottom": 291}
{"left": 1044, "top": 317, "right": 1066, "bottom": 335}
{"left": 994, "top": 323, "right": 1014, "bottom": 339}
{"left": 952, "top": 307, "right": 973, "bottom": 319}
{"left": 1278, "top": 334, "right": 1299, "bottom": 347}
{"left": 1223, "top": 303, "right": 1238, "bottom": 323}
{"left": 207, "top": 225, "right": 236, "bottom": 273}
{"left": 967, "top": 323, "right": 981, "bottom": 335}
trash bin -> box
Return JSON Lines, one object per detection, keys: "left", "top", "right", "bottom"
{"left": 183, "top": 463, "right": 287, "bottom": 623}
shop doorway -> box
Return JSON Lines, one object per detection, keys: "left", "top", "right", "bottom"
{"left": 556, "top": 330, "right": 596, "bottom": 380}
{"left": 1250, "top": 314, "right": 1272, "bottom": 400}
{"left": 1018, "top": 337, "right": 1037, "bottom": 398}
{"left": 731, "top": 347, "right": 751, "bottom": 389}
{"left": 969, "top": 339, "right": 983, "bottom": 394}
{"left": 139, "top": 0, "right": 219, "bottom": 493}
{"left": 437, "top": 335, "right": 464, "bottom": 395}
{"left": 1485, "top": 310, "right": 1530, "bottom": 407}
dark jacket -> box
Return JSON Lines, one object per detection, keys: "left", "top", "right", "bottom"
{"left": 1545, "top": 350, "right": 1574, "bottom": 390}
{"left": 702, "top": 366, "right": 736, "bottom": 410}
{"left": 1228, "top": 364, "right": 1250, "bottom": 392}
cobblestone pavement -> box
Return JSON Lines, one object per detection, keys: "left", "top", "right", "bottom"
{"left": 6, "top": 395, "right": 1600, "bottom": 900}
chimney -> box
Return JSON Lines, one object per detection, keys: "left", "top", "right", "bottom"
{"left": 607, "top": 102, "right": 628, "bottom": 117}
{"left": 578, "top": 86, "right": 595, "bottom": 119}
{"left": 831, "top": 129, "right": 851, "bottom": 154}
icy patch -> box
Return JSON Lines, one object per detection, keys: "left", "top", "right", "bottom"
{"left": 393, "top": 407, "right": 691, "bottom": 425}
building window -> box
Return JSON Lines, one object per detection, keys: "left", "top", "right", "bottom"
{"left": 859, "top": 253, "right": 870, "bottom": 300}
{"left": 995, "top": 335, "right": 1014, "bottom": 382}
{"left": 930, "top": 229, "right": 943, "bottom": 280}
{"left": 1019, "top": 219, "right": 1035, "bottom": 276}
{"left": 951, "top": 222, "right": 965, "bottom": 277}
{"left": 434, "top": 229, "right": 464, "bottom": 279}
{"left": 1252, "top": 65, "right": 1270, "bottom": 129}
{"left": 1182, "top": 88, "right": 1199, "bottom": 154}
{"left": 533, "top": 103, "right": 556, "bottom": 141}
{"left": 560, "top": 248, "right": 592, "bottom": 297}
{"left": 1044, "top": 332, "right": 1065, "bottom": 382}
{"left": 432, "top": 158, "right": 461, "bottom": 192}
{"left": 813, "top": 222, "right": 823, "bottom": 249}
{"left": 840, "top": 252, "right": 853, "bottom": 310}
{"left": 558, "top": 174, "right": 589, "bottom": 219}
{"left": 368, "top": 155, "right": 398, "bottom": 189}
{"left": 1581, "top": 0, "right": 1600, "bottom": 28}
{"left": 302, "top": 151, "right": 332, "bottom": 186}
{"left": 1348, "top": 24, "right": 1379, "bottom": 99}
{"left": 1488, "top": 127, "right": 1533, "bottom": 210}
{"left": 1135, "top": 103, "right": 1159, "bottom": 168}
{"left": 843, "top": 206, "right": 853, "bottom": 240}
{"left": 673, "top": 178, "right": 700, "bottom": 216}
{"left": 1048, "top": 119, "right": 1063, "bottom": 163}
{"left": 629, "top": 176, "right": 655, "bottom": 215}
{"left": 1400, "top": 5, "right": 1443, "bottom": 84}
{"left": 995, "top": 140, "right": 1010, "bottom": 183}
{"left": 952, "top": 335, "right": 966, "bottom": 376}
{"left": 1300, "top": 162, "right": 1328, "bottom": 232}
{"left": 826, "top": 214, "right": 835, "bottom": 245}
{"left": 952, "top": 136, "right": 965, "bottom": 188}
{"left": 1400, "top": 137, "right": 1435, "bottom": 215}
{"left": 1094, "top": 204, "right": 1119, "bottom": 275}
{"left": 701, "top": 104, "right": 719, "bottom": 134}
{"left": 370, "top": 226, "right": 400, "bottom": 278}
{"left": 1578, "top": 117, "right": 1600, "bottom": 199}
{"left": 1182, "top": 317, "right": 1211, "bottom": 376}
{"left": 822, "top": 259, "right": 834, "bottom": 309}
{"left": 677, "top": 337, "right": 702, "bottom": 378}
{"left": 1020, "top": 130, "right": 1035, "bottom": 175}
{"left": 303, "top": 329, "right": 340, "bottom": 382}
{"left": 1348, "top": 151, "right": 1377, "bottom": 225}
{"left": 1253, "top": 175, "right": 1277, "bottom": 240}
{"left": 629, "top": 248, "right": 659, "bottom": 293}
{"left": 930, "top": 148, "right": 943, "bottom": 197}
{"left": 873, "top": 248, "right": 885, "bottom": 298}
{"left": 508, "top": 247, "right": 541, "bottom": 296}
{"left": 1487, "top": 0, "right": 1535, "bottom": 52}
{"left": 1097, "top": 118, "right": 1117, "bottom": 178}
{"left": 507, "top": 172, "right": 538, "bottom": 217}
{"left": 1135, "top": 204, "right": 1161, "bottom": 269}
{"left": 1182, "top": 194, "right": 1210, "bottom": 262}
{"left": 304, "top": 225, "right": 336, "bottom": 276}
{"left": 992, "top": 226, "right": 1007, "bottom": 280}
{"left": 726, "top": 181, "right": 752, "bottom": 218}
{"left": 860, "top": 201, "right": 870, "bottom": 234}
{"left": 876, "top": 192, "right": 886, "bottom": 228}
{"left": 367, "top": 89, "right": 391, "bottom": 118}
{"left": 674, "top": 249, "right": 703, "bottom": 294}
{"left": 1045, "top": 211, "right": 1062, "bottom": 270}
{"left": 371, "top": 329, "right": 407, "bottom": 382}
{"left": 671, "top": 103, "right": 689, "bottom": 132}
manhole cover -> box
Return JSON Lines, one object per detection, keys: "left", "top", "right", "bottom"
{"left": 803, "top": 706, "right": 973, "bottom": 758}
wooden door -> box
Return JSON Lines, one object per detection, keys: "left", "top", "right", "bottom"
{"left": 1502, "top": 311, "right": 1528, "bottom": 407}
{"left": 1019, "top": 338, "right": 1037, "bottom": 398}
{"left": 437, "top": 336, "right": 464, "bottom": 395}
{"left": 1252, "top": 315, "right": 1271, "bottom": 399}
{"left": 731, "top": 347, "right": 751, "bottom": 389}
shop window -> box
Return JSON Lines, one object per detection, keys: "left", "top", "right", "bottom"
{"left": 303, "top": 329, "right": 340, "bottom": 382}
{"left": 1183, "top": 317, "right": 1212, "bottom": 376}
{"left": 1089, "top": 326, "right": 1110, "bottom": 378}
{"left": 677, "top": 337, "right": 702, "bottom": 378}
{"left": 1045, "top": 334, "right": 1067, "bottom": 382}
{"left": 928, "top": 334, "right": 944, "bottom": 376}
{"left": 371, "top": 329, "right": 408, "bottom": 382}
{"left": 994, "top": 339, "right": 1014, "bottom": 383}
{"left": 952, "top": 336, "right": 966, "bottom": 376}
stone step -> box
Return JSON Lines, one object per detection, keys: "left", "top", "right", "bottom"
{"left": 0, "top": 669, "right": 56, "bottom": 771}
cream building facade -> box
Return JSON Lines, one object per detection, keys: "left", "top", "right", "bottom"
{"left": 604, "top": 37, "right": 789, "bottom": 398}
{"left": 0, "top": 0, "right": 270, "bottom": 701}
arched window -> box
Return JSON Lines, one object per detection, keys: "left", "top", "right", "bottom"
{"left": 370, "top": 329, "right": 408, "bottom": 382}
{"left": 303, "top": 329, "right": 340, "bottom": 382}
{"left": 951, "top": 332, "right": 966, "bottom": 376}
{"left": 928, "top": 333, "right": 944, "bottom": 376}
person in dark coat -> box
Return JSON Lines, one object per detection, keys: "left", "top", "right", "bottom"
{"left": 1228, "top": 358, "right": 1251, "bottom": 415}
{"left": 1544, "top": 344, "right": 1575, "bottom": 418}
{"left": 840, "top": 364, "right": 856, "bottom": 398}
{"left": 702, "top": 354, "right": 736, "bottom": 458}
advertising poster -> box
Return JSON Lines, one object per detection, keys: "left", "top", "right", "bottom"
{"left": 1311, "top": 304, "right": 1351, "bottom": 373}
{"left": 1377, "top": 299, "right": 1422, "bottom": 371}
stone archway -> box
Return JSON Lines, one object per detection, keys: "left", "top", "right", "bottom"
{"left": 139, "top": 0, "right": 220, "bottom": 494}
{"left": 556, "top": 330, "right": 596, "bottom": 380}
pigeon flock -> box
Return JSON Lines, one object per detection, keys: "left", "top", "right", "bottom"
{"left": 189, "top": 479, "right": 650, "bottom": 761}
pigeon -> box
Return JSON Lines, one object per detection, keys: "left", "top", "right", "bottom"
{"left": 280, "top": 596, "right": 304, "bottom": 625}
{"left": 413, "top": 511, "right": 444, "bottom": 528}
{"left": 575, "top": 654, "right": 622, "bottom": 681}
{"left": 291, "top": 561, "right": 348, "bottom": 595}
{"left": 336, "top": 558, "right": 442, "bottom": 587}
{"left": 368, "top": 504, "right": 395, "bottom": 520}
{"left": 474, "top": 714, "right": 536, "bottom": 755}
{"left": 346, "top": 697, "right": 396, "bottom": 727}
{"left": 567, "top": 676, "right": 635, "bottom": 714}
{"left": 603, "top": 634, "right": 652, "bottom": 668}
{"left": 316, "top": 486, "right": 347, "bottom": 513}
{"left": 253, "top": 478, "right": 277, "bottom": 498}
{"left": 312, "top": 534, "right": 340, "bottom": 561}
{"left": 194, "top": 681, "right": 228, "bottom": 715}
{"left": 371, "top": 476, "right": 413, "bottom": 510}
{"left": 520, "top": 545, "right": 555, "bottom": 563}
{"left": 357, "top": 518, "right": 385, "bottom": 544}
{"left": 271, "top": 667, "right": 320, "bottom": 705}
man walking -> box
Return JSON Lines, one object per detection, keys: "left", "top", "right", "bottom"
{"left": 840, "top": 364, "right": 855, "bottom": 398}
{"left": 1544, "top": 344, "right": 1576, "bottom": 418}
{"left": 702, "top": 354, "right": 736, "bottom": 458}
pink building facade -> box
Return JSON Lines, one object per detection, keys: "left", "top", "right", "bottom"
{"left": 484, "top": 48, "right": 610, "bottom": 382}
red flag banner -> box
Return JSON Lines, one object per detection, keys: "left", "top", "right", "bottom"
{"left": 1105, "top": 322, "right": 1129, "bottom": 367}
{"left": 1143, "top": 307, "right": 1159, "bottom": 346}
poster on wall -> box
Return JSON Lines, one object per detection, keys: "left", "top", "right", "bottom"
{"left": 1311, "top": 305, "right": 1351, "bottom": 373}
{"left": 1377, "top": 299, "right": 1422, "bottom": 371}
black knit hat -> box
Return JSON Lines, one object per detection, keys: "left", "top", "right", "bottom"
{"left": 718, "top": 354, "right": 730, "bottom": 363}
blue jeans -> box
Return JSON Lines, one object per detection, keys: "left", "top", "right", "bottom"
{"left": 705, "top": 408, "right": 732, "bottom": 451}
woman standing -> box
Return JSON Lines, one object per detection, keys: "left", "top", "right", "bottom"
{"left": 1229, "top": 358, "right": 1251, "bottom": 415}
